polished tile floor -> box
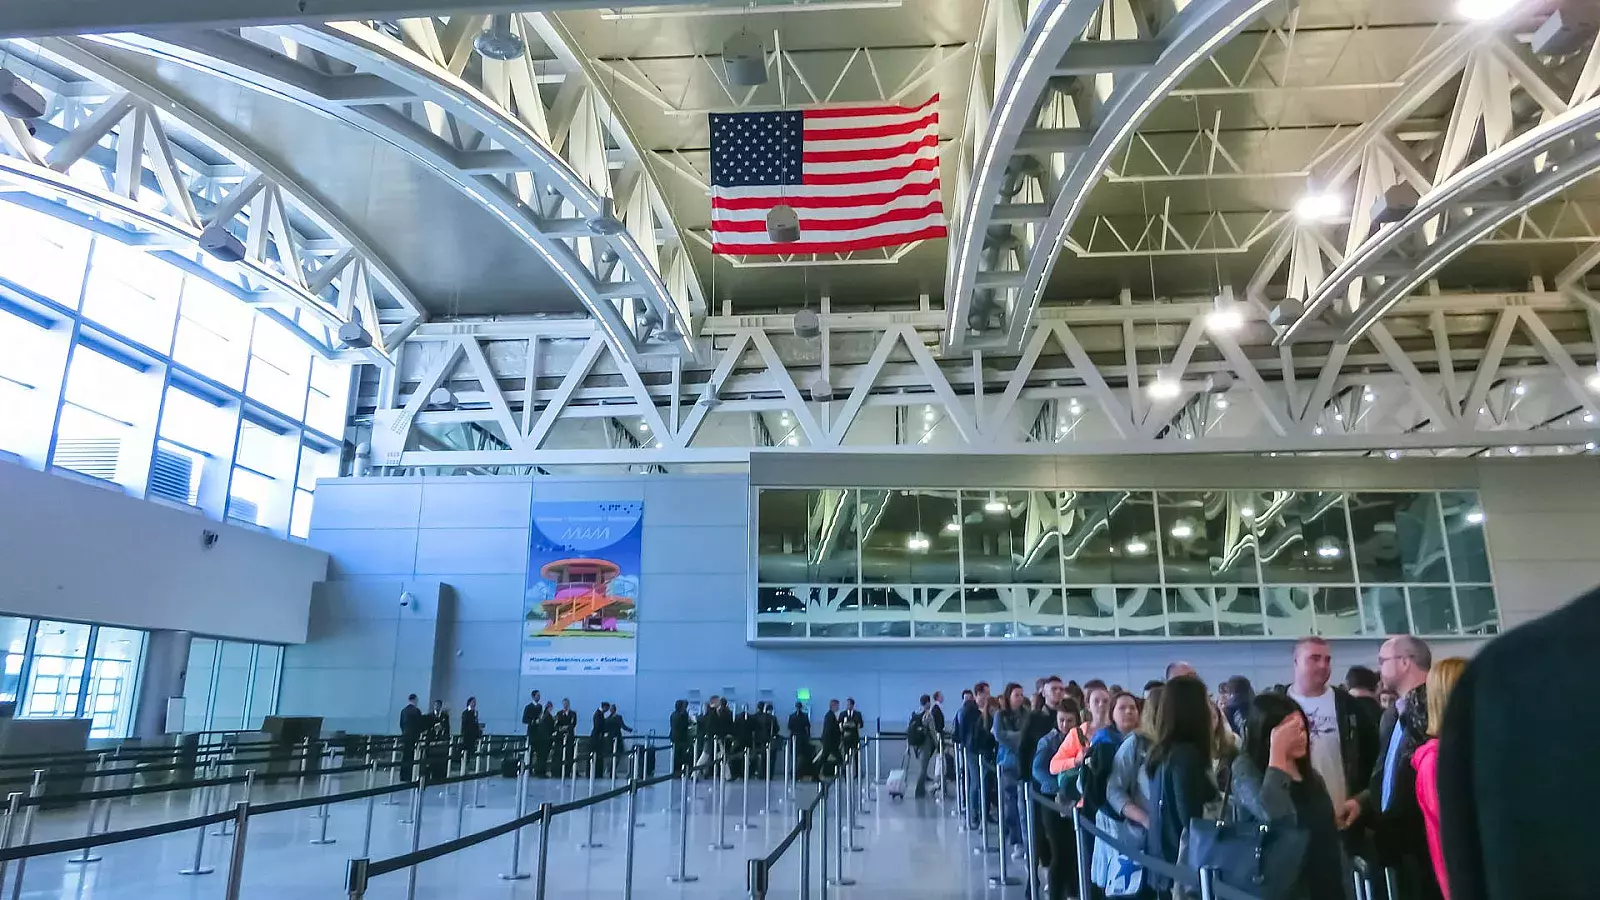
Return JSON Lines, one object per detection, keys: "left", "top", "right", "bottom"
{"left": 4, "top": 769, "right": 1030, "bottom": 900}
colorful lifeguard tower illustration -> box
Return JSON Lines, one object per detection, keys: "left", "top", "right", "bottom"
{"left": 535, "top": 558, "right": 635, "bottom": 636}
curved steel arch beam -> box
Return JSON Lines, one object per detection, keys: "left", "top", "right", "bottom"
{"left": 103, "top": 20, "right": 695, "bottom": 361}
{"left": 945, "top": 0, "right": 1274, "bottom": 352}
{"left": 1293, "top": 95, "right": 1600, "bottom": 346}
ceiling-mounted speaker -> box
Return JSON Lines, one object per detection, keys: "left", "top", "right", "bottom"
{"left": 810, "top": 375, "right": 835, "bottom": 402}
{"left": 697, "top": 383, "right": 723, "bottom": 409}
{"left": 474, "top": 14, "right": 527, "bottom": 61}
{"left": 198, "top": 222, "right": 246, "bottom": 262}
{"left": 0, "top": 69, "right": 46, "bottom": 120}
{"left": 1369, "top": 183, "right": 1420, "bottom": 227}
{"left": 1532, "top": 8, "right": 1597, "bottom": 56}
{"left": 587, "top": 197, "right": 626, "bottom": 236}
{"left": 428, "top": 387, "right": 456, "bottom": 407}
{"left": 766, "top": 204, "right": 800, "bottom": 243}
{"left": 722, "top": 31, "right": 768, "bottom": 87}
{"left": 1204, "top": 372, "right": 1234, "bottom": 394}
{"left": 1266, "top": 298, "right": 1303, "bottom": 330}
{"left": 337, "top": 321, "right": 373, "bottom": 349}
{"left": 793, "top": 308, "right": 821, "bottom": 340}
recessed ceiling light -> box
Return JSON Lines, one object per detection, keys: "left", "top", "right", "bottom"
{"left": 1215, "top": 397, "right": 1230, "bottom": 410}
{"left": 1294, "top": 191, "right": 1343, "bottom": 223}
{"left": 1206, "top": 304, "right": 1244, "bottom": 332}
{"left": 1456, "top": 0, "right": 1517, "bottom": 21}
{"left": 1386, "top": 450, "right": 1401, "bottom": 460}
{"left": 1465, "top": 509, "right": 1485, "bottom": 525}
{"left": 1513, "top": 382, "right": 1527, "bottom": 396}
{"left": 1508, "top": 445, "right": 1521, "bottom": 455}
{"left": 1587, "top": 372, "right": 1600, "bottom": 392}
{"left": 1149, "top": 378, "right": 1181, "bottom": 400}
{"left": 984, "top": 497, "right": 1008, "bottom": 514}
{"left": 640, "top": 422, "right": 651, "bottom": 433}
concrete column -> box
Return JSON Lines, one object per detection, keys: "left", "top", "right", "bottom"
{"left": 133, "top": 630, "right": 193, "bottom": 740}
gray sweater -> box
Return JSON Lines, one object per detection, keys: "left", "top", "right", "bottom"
{"left": 1105, "top": 733, "right": 1153, "bottom": 819}
{"left": 1229, "top": 753, "right": 1300, "bottom": 825}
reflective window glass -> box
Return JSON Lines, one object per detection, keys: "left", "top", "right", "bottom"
{"left": 1060, "top": 491, "right": 1160, "bottom": 584}
{"left": 963, "top": 587, "right": 1016, "bottom": 638}
{"left": 1348, "top": 492, "right": 1449, "bottom": 583}
{"left": 1158, "top": 492, "right": 1260, "bottom": 584}
{"left": 1437, "top": 492, "right": 1492, "bottom": 583}
{"left": 0, "top": 204, "right": 91, "bottom": 305}
{"left": 911, "top": 588, "right": 963, "bottom": 639}
{"left": 81, "top": 240, "right": 182, "bottom": 353}
{"left": 1063, "top": 588, "right": 1117, "bottom": 638}
{"left": 860, "top": 489, "right": 960, "bottom": 584}
{"left": 860, "top": 587, "right": 913, "bottom": 638}
{"left": 306, "top": 356, "right": 351, "bottom": 436}
{"left": 1456, "top": 586, "right": 1499, "bottom": 636}
{"left": 755, "top": 587, "right": 808, "bottom": 638}
{"left": 246, "top": 316, "right": 311, "bottom": 418}
{"left": 1264, "top": 586, "right": 1320, "bottom": 636}
{"left": 0, "top": 310, "right": 62, "bottom": 458}
{"left": 1313, "top": 586, "right": 1364, "bottom": 636}
{"left": 1408, "top": 586, "right": 1459, "bottom": 636}
{"left": 0, "top": 618, "right": 30, "bottom": 704}
{"left": 756, "top": 489, "right": 859, "bottom": 584}
{"left": 1116, "top": 587, "right": 1167, "bottom": 637}
{"left": 172, "top": 278, "right": 252, "bottom": 389}
{"left": 1016, "top": 588, "right": 1065, "bottom": 637}
{"left": 1215, "top": 587, "right": 1264, "bottom": 636}
{"left": 1361, "top": 586, "right": 1411, "bottom": 635}
{"left": 1255, "top": 491, "right": 1355, "bottom": 583}
{"left": 1166, "top": 587, "right": 1218, "bottom": 636}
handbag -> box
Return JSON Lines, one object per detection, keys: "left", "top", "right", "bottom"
{"left": 1183, "top": 810, "right": 1309, "bottom": 900}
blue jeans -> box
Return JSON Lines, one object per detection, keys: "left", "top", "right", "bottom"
{"left": 999, "top": 770, "right": 1023, "bottom": 849}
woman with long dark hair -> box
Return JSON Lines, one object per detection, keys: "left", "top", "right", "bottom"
{"left": 992, "top": 682, "right": 1029, "bottom": 859}
{"left": 1143, "top": 675, "right": 1218, "bottom": 884}
{"left": 1231, "top": 693, "right": 1344, "bottom": 900}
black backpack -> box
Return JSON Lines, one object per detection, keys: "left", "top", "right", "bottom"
{"left": 906, "top": 710, "right": 928, "bottom": 749}
{"left": 1077, "top": 739, "right": 1120, "bottom": 819}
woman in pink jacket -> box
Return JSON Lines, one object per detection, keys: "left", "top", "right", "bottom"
{"left": 1412, "top": 656, "right": 1468, "bottom": 900}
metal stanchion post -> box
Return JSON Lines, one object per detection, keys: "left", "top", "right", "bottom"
{"left": 818, "top": 780, "right": 831, "bottom": 900}
{"left": 848, "top": 760, "right": 864, "bottom": 845}
{"left": 667, "top": 769, "right": 698, "bottom": 883}
{"left": 1072, "top": 810, "right": 1093, "bottom": 900}
{"left": 500, "top": 757, "right": 532, "bottom": 881}
{"left": 1023, "top": 790, "right": 1039, "bottom": 900}
{"left": 0, "top": 792, "right": 22, "bottom": 890}
{"left": 798, "top": 806, "right": 813, "bottom": 900}
{"left": 222, "top": 802, "right": 250, "bottom": 900}
{"left": 6, "top": 772, "right": 43, "bottom": 900}
{"left": 786, "top": 737, "right": 797, "bottom": 799}
{"left": 404, "top": 783, "right": 425, "bottom": 900}
{"left": 734, "top": 746, "right": 756, "bottom": 831}
{"left": 533, "top": 803, "right": 554, "bottom": 900}
{"left": 361, "top": 784, "right": 378, "bottom": 858}
{"left": 1199, "top": 865, "right": 1218, "bottom": 900}
{"left": 762, "top": 745, "right": 772, "bottom": 815}
{"left": 473, "top": 748, "right": 487, "bottom": 808}
{"left": 579, "top": 773, "right": 604, "bottom": 849}
{"left": 747, "top": 857, "right": 769, "bottom": 900}
{"left": 710, "top": 747, "right": 734, "bottom": 850}
{"left": 954, "top": 747, "right": 969, "bottom": 825}
{"left": 383, "top": 749, "right": 401, "bottom": 805}
{"left": 179, "top": 788, "right": 214, "bottom": 875}
{"left": 988, "top": 758, "right": 1019, "bottom": 886}
{"left": 828, "top": 777, "right": 854, "bottom": 886}
{"left": 1385, "top": 868, "right": 1400, "bottom": 900}
{"left": 623, "top": 775, "right": 640, "bottom": 900}
{"left": 454, "top": 771, "right": 468, "bottom": 838}
{"left": 975, "top": 761, "right": 995, "bottom": 854}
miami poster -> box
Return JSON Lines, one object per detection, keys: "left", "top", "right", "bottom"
{"left": 522, "top": 500, "right": 641, "bottom": 675}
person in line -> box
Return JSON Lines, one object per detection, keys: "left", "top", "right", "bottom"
{"left": 1353, "top": 636, "right": 1438, "bottom": 900}
{"left": 1106, "top": 684, "right": 1160, "bottom": 830}
{"left": 1142, "top": 679, "right": 1165, "bottom": 701}
{"left": 960, "top": 682, "right": 996, "bottom": 829}
{"left": 605, "top": 702, "right": 632, "bottom": 772}
{"left": 1412, "top": 658, "right": 1466, "bottom": 900}
{"left": 992, "top": 682, "right": 1029, "bottom": 859}
{"left": 521, "top": 690, "right": 543, "bottom": 763}
{"left": 459, "top": 696, "right": 482, "bottom": 763}
{"left": 1032, "top": 702, "right": 1087, "bottom": 900}
{"left": 788, "top": 701, "right": 814, "bottom": 781}
{"left": 1020, "top": 678, "right": 1065, "bottom": 864}
{"left": 590, "top": 701, "right": 610, "bottom": 776}
{"left": 1223, "top": 675, "right": 1255, "bottom": 736}
{"left": 840, "top": 698, "right": 864, "bottom": 773}
{"left": 1088, "top": 691, "right": 1143, "bottom": 895}
{"left": 554, "top": 699, "right": 578, "bottom": 777}
{"left": 669, "top": 699, "right": 694, "bottom": 774}
{"left": 1210, "top": 697, "right": 1239, "bottom": 792}
{"left": 907, "top": 694, "right": 937, "bottom": 798}
{"left": 1345, "top": 665, "right": 1384, "bottom": 730}
{"left": 1230, "top": 693, "right": 1345, "bottom": 900}
{"left": 751, "top": 702, "right": 778, "bottom": 779}
{"left": 398, "top": 694, "right": 425, "bottom": 781}
{"left": 695, "top": 696, "right": 721, "bottom": 769}
{"left": 1281, "top": 635, "right": 1379, "bottom": 831}
{"left": 523, "top": 697, "right": 550, "bottom": 776}
{"left": 536, "top": 702, "right": 558, "bottom": 776}
{"left": 424, "top": 699, "right": 451, "bottom": 781}
{"left": 930, "top": 690, "right": 948, "bottom": 735}
{"left": 1144, "top": 675, "right": 1218, "bottom": 891}
{"left": 819, "top": 698, "right": 844, "bottom": 778}
{"left": 1165, "top": 661, "right": 1197, "bottom": 680}
{"left": 1083, "top": 685, "right": 1113, "bottom": 741}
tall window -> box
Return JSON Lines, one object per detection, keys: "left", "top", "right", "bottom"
{"left": 0, "top": 202, "right": 351, "bottom": 538}
{"left": 0, "top": 616, "right": 148, "bottom": 738}
{"left": 182, "top": 637, "right": 283, "bottom": 732}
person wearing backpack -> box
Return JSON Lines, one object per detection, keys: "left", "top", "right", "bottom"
{"left": 1144, "top": 676, "right": 1220, "bottom": 894}
{"left": 907, "top": 694, "right": 935, "bottom": 797}
{"left": 1032, "top": 703, "right": 1088, "bottom": 900}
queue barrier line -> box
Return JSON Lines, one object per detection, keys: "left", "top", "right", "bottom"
{"left": 0, "top": 806, "right": 236, "bottom": 863}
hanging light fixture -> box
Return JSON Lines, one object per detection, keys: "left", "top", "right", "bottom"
{"left": 587, "top": 197, "right": 626, "bottom": 235}
{"left": 474, "top": 14, "right": 527, "bottom": 60}
{"left": 0, "top": 69, "right": 45, "bottom": 120}
{"left": 767, "top": 204, "right": 801, "bottom": 243}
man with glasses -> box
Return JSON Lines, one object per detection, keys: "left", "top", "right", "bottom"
{"left": 1352, "top": 636, "right": 1439, "bottom": 900}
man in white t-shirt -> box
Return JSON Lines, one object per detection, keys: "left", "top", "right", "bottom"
{"left": 1284, "top": 636, "right": 1375, "bottom": 828}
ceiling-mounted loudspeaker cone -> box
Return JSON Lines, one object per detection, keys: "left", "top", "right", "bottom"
{"left": 766, "top": 204, "right": 800, "bottom": 243}
{"left": 1532, "top": 8, "right": 1597, "bottom": 56}
{"left": 793, "top": 308, "right": 821, "bottom": 340}
{"left": 1369, "top": 183, "right": 1419, "bottom": 227}
{"left": 428, "top": 387, "right": 456, "bottom": 407}
{"left": 198, "top": 222, "right": 246, "bottom": 263}
{"left": 0, "top": 69, "right": 45, "bottom": 120}
{"left": 337, "top": 321, "right": 373, "bottom": 349}
{"left": 587, "top": 197, "right": 626, "bottom": 236}
{"left": 474, "top": 14, "right": 527, "bottom": 61}
{"left": 697, "top": 384, "right": 723, "bottom": 409}
{"left": 810, "top": 375, "right": 835, "bottom": 402}
{"left": 1266, "top": 298, "right": 1303, "bottom": 330}
{"left": 722, "top": 31, "right": 768, "bottom": 87}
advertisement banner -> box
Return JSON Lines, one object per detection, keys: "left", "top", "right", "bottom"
{"left": 522, "top": 500, "right": 641, "bottom": 675}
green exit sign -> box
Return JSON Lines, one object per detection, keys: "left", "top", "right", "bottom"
{"left": 796, "top": 688, "right": 811, "bottom": 702}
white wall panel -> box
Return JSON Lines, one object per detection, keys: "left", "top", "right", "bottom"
{"left": 413, "top": 528, "right": 528, "bottom": 575}
{"left": 420, "top": 480, "right": 533, "bottom": 529}
{"left": 644, "top": 478, "right": 747, "bottom": 527}
{"left": 309, "top": 481, "right": 423, "bottom": 530}
{"left": 640, "top": 573, "right": 747, "bottom": 622}
{"left": 641, "top": 525, "right": 746, "bottom": 574}
{"left": 310, "top": 529, "right": 418, "bottom": 577}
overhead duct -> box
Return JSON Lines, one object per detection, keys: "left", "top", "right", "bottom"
{"left": 474, "top": 15, "right": 527, "bottom": 61}
{"left": 722, "top": 31, "right": 768, "bottom": 87}
{"left": 766, "top": 204, "right": 800, "bottom": 243}
{"left": 0, "top": 69, "right": 45, "bottom": 120}
{"left": 198, "top": 222, "right": 246, "bottom": 263}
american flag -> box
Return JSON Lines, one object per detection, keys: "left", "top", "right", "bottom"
{"left": 708, "top": 96, "right": 947, "bottom": 255}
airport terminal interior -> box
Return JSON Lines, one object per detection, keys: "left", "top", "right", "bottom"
{"left": 0, "top": 0, "right": 1598, "bottom": 896}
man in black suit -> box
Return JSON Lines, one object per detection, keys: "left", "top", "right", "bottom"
{"left": 398, "top": 694, "right": 425, "bottom": 781}
{"left": 590, "top": 702, "right": 610, "bottom": 775}
{"left": 553, "top": 699, "right": 578, "bottom": 776}
{"left": 1440, "top": 588, "right": 1595, "bottom": 900}
{"left": 819, "top": 699, "right": 843, "bottom": 778}
{"left": 1352, "top": 636, "right": 1439, "bottom": 900}
{"left": 669, "top": 700, "right": 693, "bottom": 775}
{"left": 521, "top": 690, "right": 542, "bottom": 760}
{"left": 604, "top": 702, "right": 632, "bottom": 773}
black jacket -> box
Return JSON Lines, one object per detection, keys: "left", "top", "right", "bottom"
{"left": 533, "top": 709, "right": 555, "bottom": 741}
{"left": 1018, "top": 706, "right": 1056, "bottom": 779}
{"left": 669, "top": 710, "right": 692, "bottom": 743}
{"left": 820, "top": 710, "right": 842, "bottom": 749}
{"left": 400, "top": 704, "right": 425, "bottom": 739}
{"left": 522, "top": 701, "right": 541, "bottom": 730}
{"left": 1440, "top": 588, "right": 1597, "bottom": 900}
{"left": 605, "top": 712, "right": 631, "bottom": 740}
{"left": 1357, "top": 684, "right": 1431, "bottom": 863}
{"left": 460, "top": 708, "right": 482, "bottom": 741}
{"left": 554, "top": 709, "right": 577, "bottom": 739}
{"left": 788, "top": 711, "right": 811, "bottom": 742}
{"left": 591, "top": 709, "right": 606, "bottom": 737}
{"left": 697, "top": 709, "right": 722, "bottom": 740}
{"left": 931, "top": 704, "right": 946, "bottom": 735}
{"left": 1147, "top": 742, "right": 1218, "bottom": 881}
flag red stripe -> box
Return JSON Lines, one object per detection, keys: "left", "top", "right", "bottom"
{"left": 711, "top": 201, "right": 945, "bottom": 233}
{"left": 801, "top": 95, "right": 939, "bottom": 120}
{"left": 803, "top": 133, "right": 938, "bottom": 164}
{"left": 711, "top": 224, "right": 947, "bottom": 255}
{"left": 802, "top": 111, "right": 939, "bottom": 142}
{"left": 711, "top": 179, "right": 941, "bottom": 210}
{"left": 802, "top": 156, "right": 939, "bottom": 185}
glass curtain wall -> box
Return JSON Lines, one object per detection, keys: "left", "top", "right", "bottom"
{"left": 0, "top": 616, "right": 146, "bottom": 737}
{"left": 181, "top": 638, "right": 284, "bottom": 733}
{"left": 0, "top": 203, "right": 349, "bottom": 541}
{"left": 755, "top": 488, "right": 1499, "bottom": 641}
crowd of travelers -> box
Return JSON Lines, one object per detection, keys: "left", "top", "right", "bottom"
{"left": 909, "top": 635, "right": 1462, "bottom": 900}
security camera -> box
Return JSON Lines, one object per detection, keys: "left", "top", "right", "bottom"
{"left": 201, "top": 530, "right": 219, "bottom": 550}
{"left": 399, "top": 592, "right": 414, "bottom": 608}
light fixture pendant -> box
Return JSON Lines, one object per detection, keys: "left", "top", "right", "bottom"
{"left": 767, "top": 204, "right": 801, "bottom": 243}
{"left": 587, "top": 197, "right": 626, "bottom": 235}
{"left": 474, "top": 14, "right": 527, "bottom": 61}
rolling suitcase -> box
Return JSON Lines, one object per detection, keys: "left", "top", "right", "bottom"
{"left": 885, "top": 768, "right": 907, "bottom": 799}
{"left": 500, "top": 754, "right": 519, "bottom": 778}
